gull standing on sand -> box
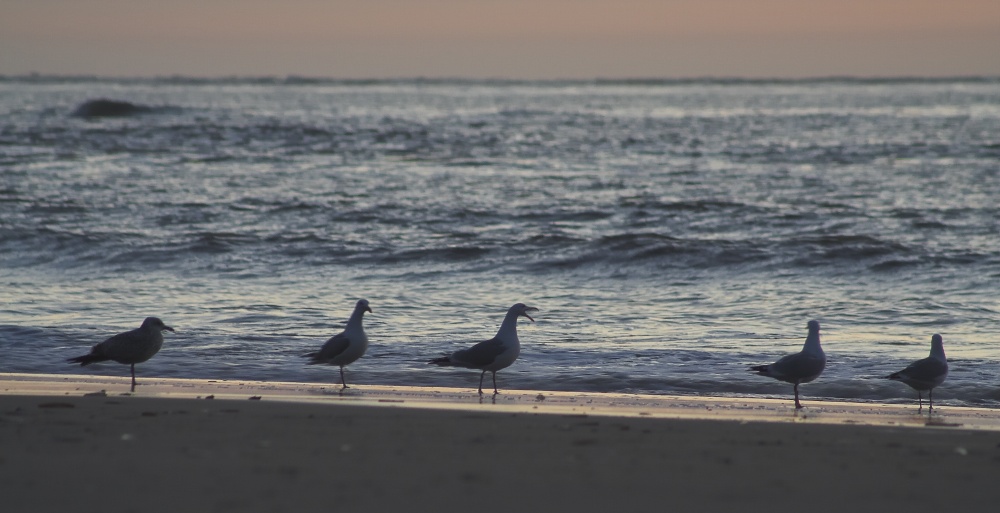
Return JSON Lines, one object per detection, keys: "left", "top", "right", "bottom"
{"left": 887, "top": 334, "right": 948, "bottom": 414}
{"left": 67, "top": 317, "right": 174, "bottom": 392}
{"left": 304, "top": 299, "right": 372, "bottom": 389}
{"left": 749, "top": 320, "right": 826, "bottom": 409}
{"left": 429, "top": 303, "right": 538, "bottom": 395}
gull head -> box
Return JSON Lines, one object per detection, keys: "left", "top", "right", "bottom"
{"left": 807, "top": 320, "right": 820, "bottom": 333}
{"left": 929, "top": 333, "right": 945, "bottom": 359}
{"left": 142, "top": 316, "right": 175, "bottom": 332}
{"left": 511, "top": 303, "right": 539, "bottom": 322}
{"left": 356, "top": 299, "right": 373, "bottom": 314}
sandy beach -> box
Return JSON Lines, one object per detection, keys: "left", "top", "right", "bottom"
{"left": 2, "top": 373, "right": 999, "bottom": 512}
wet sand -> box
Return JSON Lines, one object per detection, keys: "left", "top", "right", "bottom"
{"left": 2, "top": 373, "right": 999, "bottom": 512}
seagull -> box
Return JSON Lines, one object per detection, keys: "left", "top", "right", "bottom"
{"left": 749, "top": 320, "right": 826, "bottom": 409}
{"left": 67, "top": 317, "right": 174, "bottom": 392}
{"left": 429, "top": 303, "right": 538, "bottom": 395}
{"left": 304, "top": 299, "right": 372, "bottom": 389}
{"left": 887, "top": 334, "right": 948, "bottom": 413}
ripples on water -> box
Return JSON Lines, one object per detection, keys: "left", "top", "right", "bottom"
{"left": 1, "top": 77, "right": 999, "bottom": 406}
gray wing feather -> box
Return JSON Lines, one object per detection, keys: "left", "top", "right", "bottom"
{"left": 312, "top": 333, "right": 351, "bottom": 362}
{"left": 99, "top": 330, "right": 141, "bottom": 352}
{"left": 902, "top": 357, "right": 947, "bottom": 377}
{"left": 450, "top": 337, "right": 505, "bottom": 367}
{"left": 893, "top": 357, "right": 947, "bottom": 386}
{"left": 96, "top": 328, "right": 160, "bottom": 363}
{"left": 769, "top": 351, "right": 825, "bottom": 382}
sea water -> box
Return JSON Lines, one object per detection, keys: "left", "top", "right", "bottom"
{"left": 1, "top": 76, "right": 999, "bottom": 406}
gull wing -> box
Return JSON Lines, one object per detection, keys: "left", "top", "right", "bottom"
{"left": 309, "top": 332, "right": 351, "bottom": 363}
{"left": 450, "top": 337, "right": 505, "bottom": 368}
{"left": 93, "top": 327, "right": 162, "bottom": 363}
{"left": 97, "top": 328, "right": 144, "bottom": 353}
{"left": 891, "top": 356, "right": 948, "bottom": 387}
{"left": 767, "top": 351, "right": 826, "bottom": 382}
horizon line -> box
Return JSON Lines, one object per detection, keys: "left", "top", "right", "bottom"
{"left": 3, "top": 73, "right": 999, "bottom": 86}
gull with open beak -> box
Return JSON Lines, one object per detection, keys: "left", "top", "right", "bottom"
{"left": 430, "top": 303, "right": 538, "bottom": 395}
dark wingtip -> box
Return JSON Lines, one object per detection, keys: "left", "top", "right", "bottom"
{"left": 67, "top": 354, "right": 99, "bottom": 366}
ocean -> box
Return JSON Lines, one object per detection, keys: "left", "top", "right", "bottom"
{"left": 1, "top": 76, "right": 998, "bottom": 406}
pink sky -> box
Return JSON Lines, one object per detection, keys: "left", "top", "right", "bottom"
{"left": 2, "top": 0, "right": 999, "bottom": 78}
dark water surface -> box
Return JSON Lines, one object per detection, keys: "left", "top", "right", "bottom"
{"left": 2, "top": 77, "right": 999, "bottom": 406}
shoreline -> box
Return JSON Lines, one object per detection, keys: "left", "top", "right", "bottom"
{"left": 3, "top": 372, "right": 999, "bottom": 512}
{"left": 3, "top": 372, "right": 998, "bottom": 431}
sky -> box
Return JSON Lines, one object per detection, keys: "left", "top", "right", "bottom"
{"left": 2, "top": 0, "right": 999, "bottom": 79}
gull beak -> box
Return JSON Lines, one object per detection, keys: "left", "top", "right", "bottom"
{"left": 366, "top": 306, "right": 373, "bottom": 314}
{"left": 523, "top": 307, "right": 539, "bottom": 322}
{"left": 164, "top": 326, "right": 175, "bottom": 332}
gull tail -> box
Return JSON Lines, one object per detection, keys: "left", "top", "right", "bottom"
{"left": 749, "top": 364, "right": 771, "bottom": 376}
{"left": 886, "top": 371, "right": 902, "bottom": 380}
{"left": 67, "top": 352, "right": 106, "bottom": 366}
{"left": 302, "top": 351, "right": 321, "bottom": 364}
{"left": 429, "top": 356, "right": 454, "bottom": 366}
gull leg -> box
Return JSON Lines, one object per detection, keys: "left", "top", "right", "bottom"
{"left": 928, "top": 389, "right": 933, "bottom": 413}
{"left": 340, "top": 366, "right": 349, "bottom": 390}
{"left": 492, "top": 371, "right": 499, "bottom": 395}
{"left": 917, "top": 391, "right": 923, "bottom": 414}
{"left": 130, "top": 364, "right": 137, "bottom": 392}
{"left": 793, "top": 383, "right": 803, "bottom": 409}
{"left": 478, "top": 371, "right": 485, "bottom": 395}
